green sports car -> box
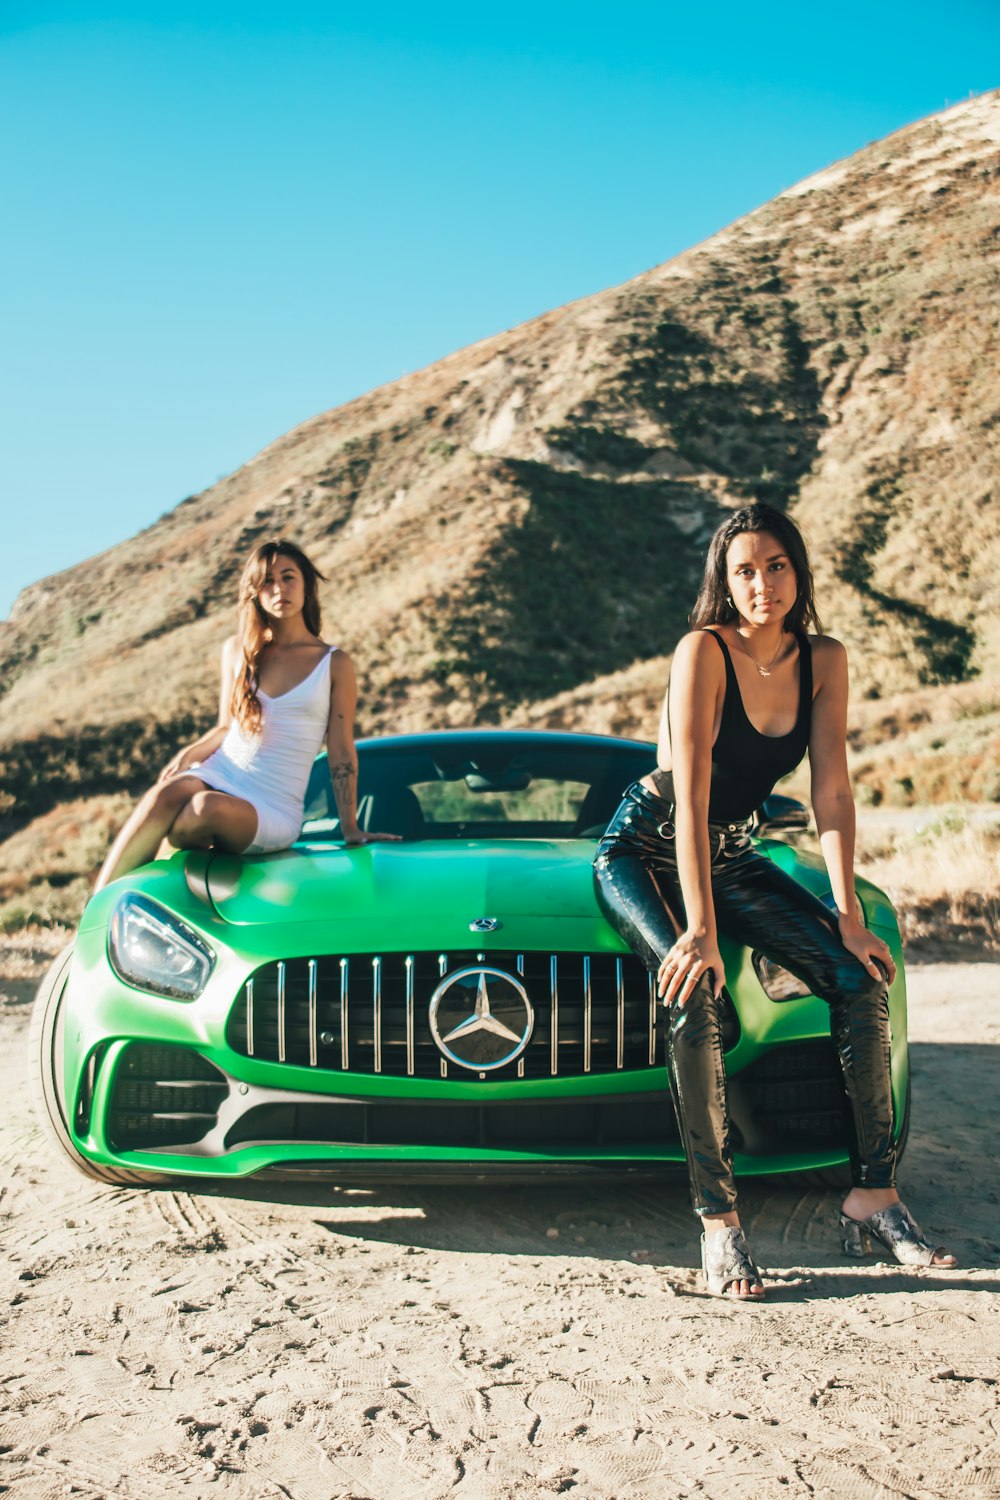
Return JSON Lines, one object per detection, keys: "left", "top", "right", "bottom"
{"left": 30, "top": 730, "right": 909, "bottom": 1185}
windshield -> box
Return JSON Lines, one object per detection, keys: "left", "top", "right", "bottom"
{"left": 298, "top": 736, "right": 656, "bottom": 842}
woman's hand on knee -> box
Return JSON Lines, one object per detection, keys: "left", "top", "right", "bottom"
{"left": 837, "top": 916, "right": 896, "bottom": 985}
{"left": 658, "top": 931, "right": 726, "bottom": 1006}
{"left": 159, "top": 750, "right": 196, "bottom": 783}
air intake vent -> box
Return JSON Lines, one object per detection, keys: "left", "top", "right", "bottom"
{"left": 107, "top": 1044, "right": 228, "bottom": 1151}
{"left": 224, "top": 1092, "right": 680, "bottom": 1150}
{"left": 730, "top": 1041, "right": 850, "bottom": 1154}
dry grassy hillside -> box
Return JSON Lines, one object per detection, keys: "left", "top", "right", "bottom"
{"left": 1, "top": 92, "right": 998, "bottom": 932}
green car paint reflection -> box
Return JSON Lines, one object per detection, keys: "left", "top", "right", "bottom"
{"left": 30, "top": 731, "right": 908, "bottom": 1185}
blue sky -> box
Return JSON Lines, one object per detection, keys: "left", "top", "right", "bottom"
{"left": 2, "top": 3, "right": 996, "bottom": 617}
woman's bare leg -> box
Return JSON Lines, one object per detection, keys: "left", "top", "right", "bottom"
{"left": 168, "top": 790, "right": 258, "bottom": 854}
{"left": 94, "top": 776, "right": 212, "bottom": 892}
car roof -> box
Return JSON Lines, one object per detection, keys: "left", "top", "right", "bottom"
{"left": 354, "top": 728, "right": 656, "bottom": 754}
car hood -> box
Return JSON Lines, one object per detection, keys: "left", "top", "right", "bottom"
{"left": 203, "top": 839, "right": 600, "bottom": 927}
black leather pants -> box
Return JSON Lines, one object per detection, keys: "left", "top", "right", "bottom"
{"left": 593, "top": 781, "right": 896, "bottom": 1215}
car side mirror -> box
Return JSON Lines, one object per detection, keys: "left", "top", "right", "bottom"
{"left": 754, "top": 794, "right": 810, "bottom": 837}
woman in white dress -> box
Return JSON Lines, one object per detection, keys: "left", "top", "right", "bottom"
{"left": 94, "top": 538, "right": 398, "bottom": 889}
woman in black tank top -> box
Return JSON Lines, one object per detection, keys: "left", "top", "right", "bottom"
{"left": 594, "top": 503, "right": 954, "bottom": 1298}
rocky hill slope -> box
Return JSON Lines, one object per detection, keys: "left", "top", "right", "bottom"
{"left": 2, "top": 92, "right": 998, "bottom": 925}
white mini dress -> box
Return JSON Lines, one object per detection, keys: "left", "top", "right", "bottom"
{"left": 195, "top": 647, "right": 335, "bottom": 853}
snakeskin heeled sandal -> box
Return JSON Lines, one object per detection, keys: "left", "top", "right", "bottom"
{"left": 700, "top": 1226, "right": 765, "bottom": 1298}
{"left": 839, "top": 1202, "right": 953, "bottom": 1266}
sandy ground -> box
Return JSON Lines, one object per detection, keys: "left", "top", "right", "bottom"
{"left": 1, "top": 936, "right": 998, "bottom": 1500}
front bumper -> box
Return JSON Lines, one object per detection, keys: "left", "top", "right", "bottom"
{"left": 61, "top": 914, "right": 908, "bottom": 1182}
{"left": 67, "top": 1028, "right": 893, "bottom": 1183}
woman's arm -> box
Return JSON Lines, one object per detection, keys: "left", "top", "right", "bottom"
{"left": 158, "top": 636, "right": 236, "bottom": 781}
{"left": 660, "top": 632, "right": 727, "bottom": 1004}
{"left": 808, "top": 638, "right": 895, "bottom": 983}
{"left": 325, "top": 651, "right": 361, "bottom": 839}
{"left": 325, "top": 651, "right": 401, "bottom": 846}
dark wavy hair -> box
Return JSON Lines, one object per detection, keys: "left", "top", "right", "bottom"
{"left": 232, "top": 538, "right": 327, "bottom": 734}
{"left": 690, "top": 504, "right": 823, "bottom": 635}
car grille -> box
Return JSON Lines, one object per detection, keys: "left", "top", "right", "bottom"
{"left": 107, "top": 1044, "right": 229, "bottom": 1151}
{"left": 225, "top": 950, "right": 690, "bottom": 1081}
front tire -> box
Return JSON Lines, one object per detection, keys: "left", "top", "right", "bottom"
{"left": 28, "top": 942, "right": 171, "bottom": 1186}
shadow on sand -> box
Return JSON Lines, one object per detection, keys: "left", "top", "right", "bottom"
{"left": 186, "top": 1039, "right": 1000, "bottom": 1294}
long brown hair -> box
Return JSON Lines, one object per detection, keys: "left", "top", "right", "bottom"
{"left": 690, "top": 504, "right": 823, "bottom": 635}
{"left": 232, "top": 538, "right": 327, "bottom": 734}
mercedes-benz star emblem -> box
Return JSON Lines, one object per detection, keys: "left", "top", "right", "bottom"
{"left": 469, "top": 917, "right": 500, "bottom": 933}
{"left": 428, "top": 966, "right": 534, "bottom": 1072}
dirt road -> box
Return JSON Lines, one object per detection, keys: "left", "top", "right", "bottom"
{"left": 1, "top": 937, "right": 997, "bottom": 1499}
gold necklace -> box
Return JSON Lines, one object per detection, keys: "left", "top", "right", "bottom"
{"left": 736, "top": 628, "right": 785, "bottom": 677}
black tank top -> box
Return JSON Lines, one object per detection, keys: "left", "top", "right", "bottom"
{"left": 653, "top": 629, "right": 813, "bottom": 822}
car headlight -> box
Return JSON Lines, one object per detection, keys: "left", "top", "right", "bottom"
{"left": 752, "top": 952, "right": 811, "bottom": 1001}
{"left": 753, "top": 891, "right": 867, "bottom": 1002}
{"left": 108, "top": 892, "right": 215, "bottom": 1000}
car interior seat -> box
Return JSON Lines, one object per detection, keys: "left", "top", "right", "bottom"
{"left": 571, "top": 778, "right": 623, "bottom": 838}
{"left": 356, "top": 787, "right": 427, "bottom": 841}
